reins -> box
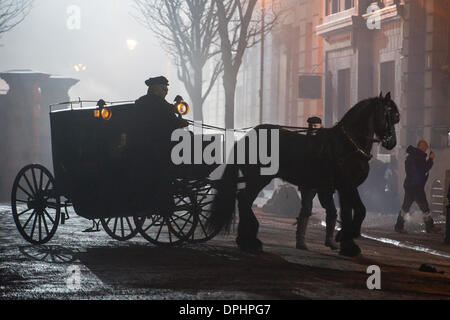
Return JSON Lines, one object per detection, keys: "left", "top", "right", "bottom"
{"left": 186, "top": 120, "right": 311, "bottom": 134}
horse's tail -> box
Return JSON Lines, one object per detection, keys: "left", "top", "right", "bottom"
{"left": 207, "top": 164, "right": 239, "bottom": 234}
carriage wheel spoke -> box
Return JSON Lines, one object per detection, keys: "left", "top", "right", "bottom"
{"left": 113, "top": 218, "right": 118, "bottom": 234}
{"left": 143, "top": 215, "right": 162, "bottom": 232}
{"left": 155, "top": 220, "right": 164, "bottom": 240}
{"left": 43, "top": 209, "right": 55, "bottom": 224}
{"left": 39, "top": 168, "right": 44, "bottom": 191}
{"left": 18, "top": 184, "right": 33, "bottom": 199}
{"left": 16, "top": 207, "right": 33, "bottom": 217}
{"left": 38, "top": 214, "right": 42, "bottom": 242}
{"left": 22, "top": 174, "right": 36, "bottom": 196}
{"left": 125, "top": 217, "right": 133, "bottom": 232}
{"left": 31, "top": 167, "right": 39, "bottom": 194}
{"left": 120, "top": 218, "right": 125, "bottom": 238}
{"left": 30, "top": 212, "right": 38, "bottom": 239}
{"left": 23, "top": 210, "right": 36, "bottom": 229}
{"left": 170, "top": 217, "right": 184, "bottom": 236}
{"left": 43, "top": 179, "right": 52, "bottom": 192}
{"left": 197, "top": 217, "right": 208, "bottom": 236}
{"left": 167, "top": 221, "right": 173, "bottom": 243}
{"left": 42, "top": 212, "right": 50, "bottom": 236}
{"left": 172, "top": 212, "right": 191, "bottom": 224}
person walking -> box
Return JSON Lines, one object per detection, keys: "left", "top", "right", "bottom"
{"left": 395, "top": 140, "right": 441, "bottom": 233}
{"left": 296, "top": 117, "right": 339, "bottom": 251}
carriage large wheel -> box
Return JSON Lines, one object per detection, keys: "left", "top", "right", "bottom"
{"left": 134, "top": 191, "right": 198, "bottom": 246}
{"left": 187, "top": 182, "right": 220, "bottom": 243}
{"left": 11, "top": 164, "right": 61, "bottom": 245}
{"left": 100, "top": 216, "right": 143, "bottom": 241}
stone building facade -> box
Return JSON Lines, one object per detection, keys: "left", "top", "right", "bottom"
{"left": 316, "top": 0, "right": 449, "bottom": 202}
{"left": 0, "top": 70, "right": 78, "bottom": 200}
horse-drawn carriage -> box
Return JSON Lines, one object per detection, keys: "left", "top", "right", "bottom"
{"left": 11, "top": 100, "right": 220, "bottom": 246}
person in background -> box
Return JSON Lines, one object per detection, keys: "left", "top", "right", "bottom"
{"left": 296, "top": 116, "right": 339, "bottom": 251}
{"left": 395, "top": 140, "right": 441, "bottom": 234}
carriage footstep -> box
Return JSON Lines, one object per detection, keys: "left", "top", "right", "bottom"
{"left": 82, "top": 219, "right": 101, "bottom": 232}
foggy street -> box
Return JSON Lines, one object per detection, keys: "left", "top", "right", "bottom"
{"left": 1, "top": 203, "right": 449, "bottom": 300}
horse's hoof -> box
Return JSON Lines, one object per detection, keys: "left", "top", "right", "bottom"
{"left": 236, "top": 237, "right": 263, "bottom": 253}
{"left": 339, "top": 241, "right": 361, "bottom": 257}
{"left": 335, "top": 230, "right": 342, "bottom": 243}
{"left": 335, "top": 230, "right": 360, "bottom": 242}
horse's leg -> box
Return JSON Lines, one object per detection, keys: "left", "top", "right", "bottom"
{"left": 236, "top": 178, "right": 270, "bottom": 253}
{"left": 337, "top": 188, "right": 361, "bottom": 257}
{"left": 349, "top": 188, "right": 366, "bottom": 239}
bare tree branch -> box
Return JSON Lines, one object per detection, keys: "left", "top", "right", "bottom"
{"left": 132, "top": 0, "right": 222, "bottom": 121}
{"left": 214, "top": 0, "right": 280, "bottom": 128}
{"left": 0, "top": 0, "right": 33, "bottom": 36}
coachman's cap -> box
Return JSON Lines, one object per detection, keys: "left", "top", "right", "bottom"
{"left": 307, "top": 116, "right": 322, "bottom": 125}
{"left": 145, "top": 76, "right": 169, "bottom": 87}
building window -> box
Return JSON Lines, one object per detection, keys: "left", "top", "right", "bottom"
{"left": 345, "top": 0, "right": 354, "bottom": 10}
{"left": 326, "top": 0, "right": 340, "bottom": 15}
{"left": 337, "top": 68, "right": 351, "bottom": 119}
{"left": 431, "top": 126, "right": 449, "bottom": 149}
{"left": 407, "top": 127, "right": 424, "bottom": 148}
{"left": 380, "top": 61, "right": 395, "bottom": 100}
{"left": 298, "top": 75, "right": 322, "bottom": 99}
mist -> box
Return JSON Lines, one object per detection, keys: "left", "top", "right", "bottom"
{"left": 0, "top": 0, "right": 187, "bottom": 102}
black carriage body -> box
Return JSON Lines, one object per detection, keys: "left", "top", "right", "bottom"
{"left": 50, "top": 104, "right": 219, "bottom": 219}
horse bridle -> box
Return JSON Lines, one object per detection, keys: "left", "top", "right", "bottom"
{"left": 340, "top": 125, "right": 373, "bottom": 161}
{"left": 340, "top": 102, "right": 398, "bottom": 161}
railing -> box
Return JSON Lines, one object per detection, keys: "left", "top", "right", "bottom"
{"left": 49, "top": 99, "right": 135, "bottom": 113}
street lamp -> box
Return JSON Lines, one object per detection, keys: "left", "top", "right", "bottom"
{"left": 126, "top": 39, "right": 138, "bottom": 51}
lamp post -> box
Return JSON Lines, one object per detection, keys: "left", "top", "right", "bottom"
{"left": 259, "top": 0, "right": 265, "bottom": 124}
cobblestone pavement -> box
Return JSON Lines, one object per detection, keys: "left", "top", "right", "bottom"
{"left": 1, "top": 203, "right": 449, "bottom": 299}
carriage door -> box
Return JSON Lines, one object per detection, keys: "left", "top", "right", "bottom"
{"left": 337, "top": 68, "right": 350, "bottom": 119}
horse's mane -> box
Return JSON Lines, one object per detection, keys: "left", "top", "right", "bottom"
{"left": 335, "top": 97, "right": 378, "bottom": 128}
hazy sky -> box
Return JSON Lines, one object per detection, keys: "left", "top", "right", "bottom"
{"left": 0, "top": 0, "right": 186, "bottom": 102}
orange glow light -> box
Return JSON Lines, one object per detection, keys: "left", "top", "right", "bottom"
{"left": 101, "top": 108, "right": 112, "bottom": 120}
{"left": 176, "top": 102, "right": 189, "bottom": 115}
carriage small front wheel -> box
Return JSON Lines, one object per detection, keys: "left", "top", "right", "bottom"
{"left": 134, "top": 191, "right": 198, "bottom": 246}
{"left": 188, "top": 181, "right": 220, "bottom": 243}
{"left": 11, "top": 164, "right": 61, "bottom": 245}
{"left": 100, "top": 216, "right": 143, "bottom": 241}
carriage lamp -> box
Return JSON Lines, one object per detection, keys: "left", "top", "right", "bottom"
{"left": 174, "top": 95, "right": 189, "bottom": 115}
{"left": 93, "top": 99, "right": 112, "bottom": 120}
{"left": 176, "top": 102, "right": 189, "bottom": 115}
{"left": 101, "top": 108, "right": 112, "bottom": 120}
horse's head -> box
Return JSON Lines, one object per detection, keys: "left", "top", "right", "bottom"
{"left": 373, "top": 92, "right": 400, "bottom": 150}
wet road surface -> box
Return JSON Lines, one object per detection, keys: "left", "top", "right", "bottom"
{"left": 1, "top": 203, "right": 450, "bottom": 299}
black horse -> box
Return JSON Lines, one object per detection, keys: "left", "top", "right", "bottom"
{"left": 207, "top": 92, "right": 400, "bottom": 257}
